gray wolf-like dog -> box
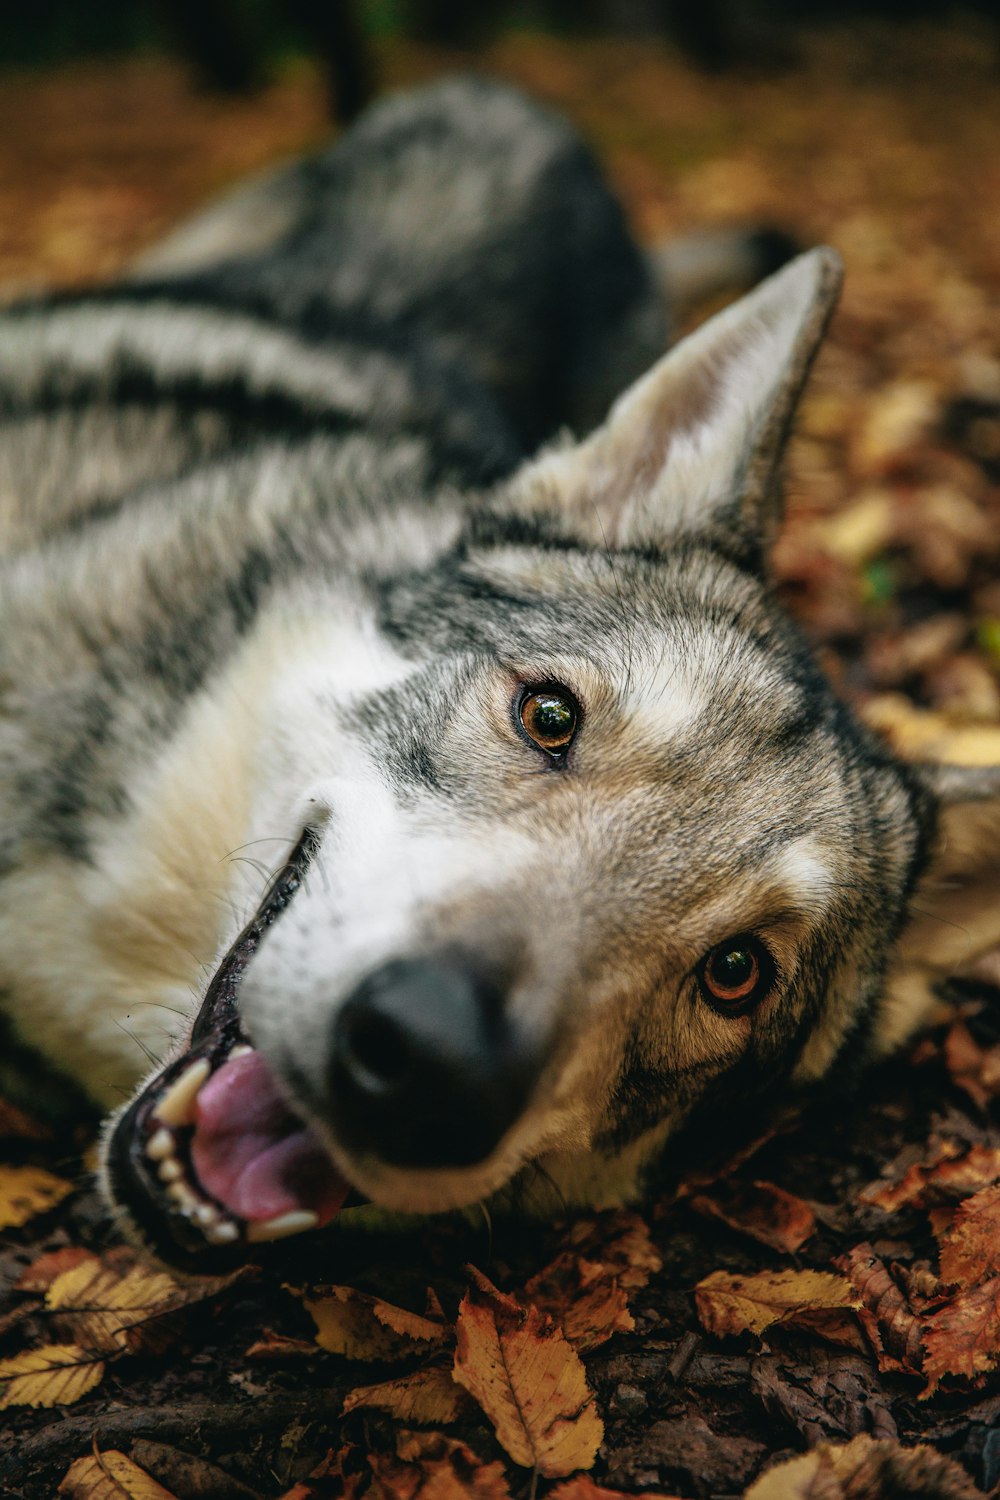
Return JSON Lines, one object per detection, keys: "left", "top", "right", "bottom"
{"left": 1, "top": 77, "right": 998, "bottom": 1267}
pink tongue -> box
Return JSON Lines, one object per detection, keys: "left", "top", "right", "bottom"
{"left": 191, "top": 1050, "right": 349, "bottom": 1225}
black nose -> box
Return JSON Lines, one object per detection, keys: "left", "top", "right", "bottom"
{"left": 328, "top": 956, "right": 535, "bottom": 1169}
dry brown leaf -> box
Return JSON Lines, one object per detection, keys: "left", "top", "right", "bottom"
{"left": 695, "top": 1267, "right": 859, "bottom": 1340}
{"left": 244, "top": 1329, "right": 316, "bottom": 1360}
{"left": 863, "top": 1141, "right": 1000, "bottom": 1211}
{"left": 557, "top": 1210, "right": 663, "bottom": 1290}
{"left": 937, "top": 1182, "right": 1000, "bottom": 1285}
{"left": 0, "top": 1096, "right": 51, "bottom": 1140}
{"left": 836, "top": 1243, "right": 925, "bottom": 1374}
{"left": 301, "top": 1285, "right": 448, "bottom": 1361}
{"left": 15, "top": 1247, "right": 100, "bottom": 1293}
{"left": 0, "top": 1163, "right": 74, "bottom": 1230}
{"left": 275, "top": 1446, "right": 366, "bottom": 1500}
{"left": 0, "top": 1343, "right": 104, "bottom": 1409}
{"left": 922, "top": 1277, "right": 1000, "bottom": 1392}
{"left": 523, "top": 1253, "right": 633, "bottom": 1351}
{"left": 343, "top": 1365, "right": 466, "bottom": 1425}
{"left": 368, "top": 1429, "right": 511, "bottom": 1500}
{"left": 689, "top": 1179, "right": 816, "bottom": 1254}
{"left": 944, "top": 1019, "right": 1000, "bottom": 1108}
{"left": 549, "top": 1479, "right": 683, "bottom": 1500}
{"left": 58, "top": 1447, "right": 180, "bottom": 1499}
{"left": 453, "top": 1269, "right": 603, "bottom": 1477}
{"left": 746, "top": 1435, "right": 985, "bottom": 1499}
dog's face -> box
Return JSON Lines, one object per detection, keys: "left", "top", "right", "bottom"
{"left": 104, "top": 251, "right": 1000, "bottom": 1266}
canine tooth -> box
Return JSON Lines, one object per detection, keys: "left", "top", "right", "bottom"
{"left": 154, "top": 1058, "right": 210, "bottom": 1126}
{"left": 157, "top": 1158, "right": 183, "bottom": 1183}
{"left": 204, "top": 1219, "right": 239, "bottom": 1245}
{"left": 245, "top": 1210, "right": 319, "bottom": 1243}
{"left": 146, "top": 1127, "right": 174, "bottom": 1161}
{"left": 229, "top": 1044, "right": 253, "bottom": 1060}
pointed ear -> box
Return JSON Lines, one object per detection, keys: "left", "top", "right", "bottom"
{"left": 878, "top": 763, "right": 1000, "bottom": 1053}
{"left": 504, "top": 247, "right": 842, "bottom": 557}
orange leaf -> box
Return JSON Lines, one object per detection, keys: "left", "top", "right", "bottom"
{"left": 695, "top": 1267, "right": 858, "bottom": 1340}
{"left": 689, "top": 1179, "right": 816, "bottom": 1254}
{"left": 523, "top": 1252, "right": 633, "bottom": 1350}
{"left": 0, "top": 1344, "right": 104, "bottom": 1409}
{"left": 343, "top": 1366, "right": 466, "bottom": 1424}
{"left": 863, "top": 1142, "right": 1000, "bottom": 1212}
{"left": 368, "top": 1430, "right": 511, "bottom": 1500}
{"left": 453, "top": 1270, "right": 603, "bottom": 1476}
{"left": 944, "top": 1018, "right": 1000, "bottom": 1109}
{"left": 58, "top": 1447, "right": 180, "bottom": 1499}
{"left": 937, "top": 1183, "right": 1000, "bottom": 1285}
{"left": 922, "top": 1276, "right": 1000, "bottom": 1392}
{"left": 0, "top": 1164, "right": 73, "bottom": 1230}
{"left": 549, "top": 1479, "right": 683, "bottom": 1500}
{"left": 301, "top": 1285, "right": 449, "bottom": 1361}
{"left": 16, "top": 1247, "right": 99, "bottom": 1293}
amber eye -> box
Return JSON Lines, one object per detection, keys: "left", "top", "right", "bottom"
{"left": 517, "top": 687, "right": 579, "bottom": 755}
{"left": 697, "top": 935, "right": 776, "bottom": 1015}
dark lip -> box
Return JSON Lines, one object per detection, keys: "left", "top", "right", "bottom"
{"left": 106, "top": 827, "right": 321, "bottom": 1272}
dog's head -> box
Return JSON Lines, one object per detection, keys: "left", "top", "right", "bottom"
{"left": 104, "top": 250, "right": 1000, "bottom": 1266}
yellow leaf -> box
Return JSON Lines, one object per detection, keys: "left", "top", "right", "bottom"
{"left": 58, "top": 1447, "right": 180, "bottom": 1499}
{"left": 0, "top": 1344, "right": 104, "bottom": 1409}
{"left": 301, "top": 1285, "right": 448, "bottom": 1361}
{"left": 453, "top": 1270, "right": 603, "bottom": 1477}
{"left": 343, "top": 1365, "right": 466, "bottom": 1424}
{"left": 0, "top": 1164, "right": 73, "bottom": 1229}
{"left": 46, "top": 1252, "right": 240, "bottom": 1354}
{"left": 695, "top": 1267, "right": 859, "bottom": 1339}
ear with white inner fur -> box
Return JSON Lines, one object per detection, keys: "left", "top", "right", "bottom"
{"left": 876, "top": 762, "right": 1000, "bottom": 1054}
{"left": 505, "top": 247, "right": 843, "bottom": 557}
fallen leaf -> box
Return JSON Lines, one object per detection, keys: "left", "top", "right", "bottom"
{"left": 244, "top": 1329, "right": 316, "bottom": 1360}
{"left": 695, "top": 1267, "right": 859, "bottom": 1340}
{"left": 0, "top": 1164, "right": 74, "bottom": 1229}
{"left": 836, "top": 1244, "right": 925, "bottom": 1373}
{"left": 128, "top": 1439, "right": 261, "bottom": 1500}
{"left": 689, "top": 1179, "right": 816, "bottom": 1254}
{"left": 15, "top": 1247, "right": 100, "bottom": 1293}
{"left": 301, "top": 1285, "right": 449, "bottom": 1361}
{"left": 46, "top": 1254, "right": 210, "bottom": 1355}
{"left": 343, "top": 1365, "right": 466, "bottom": 1424}
{"left": 369, "top": 1430, "right": 511, "bottom": 1500}
{"left": 558, "top": 1211, "right": 663, "bottom": 1290}
{"left": 523, "top": 1252, "right": 633, "bottom": 1350}
{"left": 0, "top": 1343, "right": 104, "bottom": 1409}
{"left": 746, "top": 1435, "right": 985, "bottom": 1498}
{"left": 751, "top": 1348, "right": 898, "bottom": 1445}
{"left": 275, "top": 1446, "right": 366, "bottom": 1500}
{"left": 453, "top": 1269, "right": 603, "bottom": 1476}
{"left": 922, "top": 1277, "right": 1000, "bottom": 1392}
{"left": 863, "top": 1141, "right": 1000, "bottom": 1211}
{"left": 548, "top": 1480, "right": 683, "bottom": 1500}
{"left": 937, "top": 1183, "right": 1000, "bottom": 1285}
{"left": 0, "top": 1097, "right": 51, "bottom": 1140}
{"left": 58, "top": 1447, "right": 179, "bottom": 1499}
{"left": 944, "top": 1020, "right": 1000, "bottom": 1107}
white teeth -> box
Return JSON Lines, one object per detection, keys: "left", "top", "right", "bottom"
{"left": 245, "top": 1210, "right": 319, "bottom": 1243}
{"left": 166, "top": 1179, "right": 201, "bottom": 1213}
{"left": 229, "top": 1045, "right": 254, "bottom": 1060}
{"left": 193, "top": 1202, "right": 219, "bottom": 1226}
{"left": 146, "top": 1128, "right": 174, "bottom": 1161}
{"left": 154, "top": 1058, "right": 211, "bottom": 1127}
{"left": 204, "top": 1219, "right": 240, "bottom": 1246}
{"left": 157, "top": 1158, "right": 182, "bottom": 1183}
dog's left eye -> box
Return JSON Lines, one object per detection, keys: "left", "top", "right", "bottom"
{"left": 697, "top": 935, "right": 776, "bottom": 1015}
{"left": 517, "top": 686, "right": 579, "bottom": 755}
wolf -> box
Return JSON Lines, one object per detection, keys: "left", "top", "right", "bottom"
{"left": 1, "top": 77, "right": 998, "bottom": 1268}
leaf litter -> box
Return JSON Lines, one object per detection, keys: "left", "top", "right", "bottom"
{"left": 1, "top": 16, "right": 1000, "bottom": 1499}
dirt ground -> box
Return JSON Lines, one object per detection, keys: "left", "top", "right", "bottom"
{"left": 1, "top": 22, "right": 1000, "bottom": 1500}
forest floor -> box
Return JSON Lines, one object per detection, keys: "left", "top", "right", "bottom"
{"left": 1, "top": 21, "right": 1000, "bottom": 1500}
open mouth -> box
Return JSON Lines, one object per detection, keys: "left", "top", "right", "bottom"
{"left": 106, "top": 829, "right": 358, "bottom": 1269}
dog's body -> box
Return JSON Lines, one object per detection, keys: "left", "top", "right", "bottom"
{"left": 1, "top": 78, "right": 998, "bottom": 1264}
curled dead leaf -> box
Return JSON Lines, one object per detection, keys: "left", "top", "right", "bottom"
{"left": 453, "top": 1269, "right": 603, "bottom": 1477}
{"left": 0, "top": 1343, "right": 104, "bottom": 1409}
{"left": 746, "top": 1434, "right": 985, "bottom": 1499}
{"left": 862, "top": 1141, "right": 1000, "bottom": 1212}
{"left": 836, "top": 1244, "right": 925, "bottom": 1374}
{"left": 369, "top": 1429, "right": 511, "bottom": 1500}
{"left": 695, "top": 1267, "right": 859, "bottom": 1341}
{"left": 922, "top": 1276, "right": 1000, "bottom": 1393}
{"left": 689, "top": 1179, "right": 816, "bottom": 1254}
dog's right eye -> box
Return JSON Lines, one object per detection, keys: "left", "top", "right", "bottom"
{"left": 516, "top": 686, "right": 579, "bottom": 756}
{"left": 697, "top": 934, "right": 776, "bottom": 1016}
